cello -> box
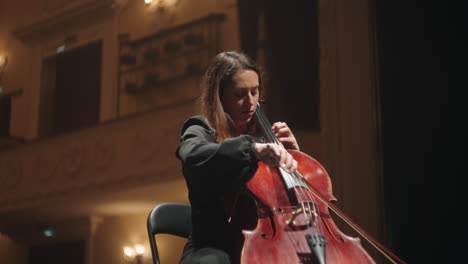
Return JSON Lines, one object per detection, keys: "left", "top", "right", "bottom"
{"left": 235, "top": 103, "right": 407, "bottom": 264}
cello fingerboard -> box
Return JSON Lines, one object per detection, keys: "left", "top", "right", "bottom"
{"left": 279, "top": 166, "right": 308, "bottom": 190}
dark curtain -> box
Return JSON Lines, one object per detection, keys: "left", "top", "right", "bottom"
{"left": 376, "top": 1, "right": 464, "bottom": 263}
{"left": 238, "top": 0, "right": 319, "bottom": 130}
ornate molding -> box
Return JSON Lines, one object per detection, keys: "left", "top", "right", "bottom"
{"left": 0, "top": 101, "right": 195, "bottom": 212}
{"left": 12, "top": 0, "right": 118, "bottom": 43}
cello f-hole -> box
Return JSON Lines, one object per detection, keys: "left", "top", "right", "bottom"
{"left": 260, "top": 213, "right": 277, "bottom": 239}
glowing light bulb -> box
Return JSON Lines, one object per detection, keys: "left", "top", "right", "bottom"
{"left": 135, "top": 244, "right": 145, "bottom": 255}
{"left": 123, "top": 246, "right": 135, "bottom": 257}
{"left": 0, "top": 55, "right": 6, "bottom": 67}
{"left": 145, "top": 0, "right": 153, "bottom": 4}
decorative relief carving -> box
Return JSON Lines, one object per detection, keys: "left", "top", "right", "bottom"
{"left": 42, "top": 0, "right": 114, "bottom": 16}
{"left": 13, "top": 0, "right": 116, "bottom": 43}
{"left": 118, "top": 14, "right": 225, "bottom": 117}
{"left": 92, "top": 137, "right": 116, "bottom": 172}
{"left": 34, "top": 153, "right": 57, "bottom": 183}
{"left": 43, "top": 0, "right": 73, "bottom": 13}
{"left": 0, "top": 102, "right": 194, "bottom": 210}
{"left": 0, "top": 158, "right": 23, "bottom": 196}
{"left": 132, "top": 130, "right": 160, "bottom": 164}
{"left": 61, "top": 145, "right": 86, "bottom": 178}
{"left": 111, "top": 0, "right": 129, "bottom": 10}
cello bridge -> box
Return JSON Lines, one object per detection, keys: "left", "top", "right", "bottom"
{"left": 285, "top": 201, "right": 319, "bottom": 227}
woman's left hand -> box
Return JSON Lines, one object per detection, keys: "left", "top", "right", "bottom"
{"left": 272, "top": 122, "right": 300, "bottom": 150}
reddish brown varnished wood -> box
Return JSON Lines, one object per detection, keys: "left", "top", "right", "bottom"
{"left": 241, "top": 150, "right": 375, "bottom": 264}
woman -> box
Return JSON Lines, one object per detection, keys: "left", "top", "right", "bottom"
{"left": 176, "top": 51, "right": 300, "bottom": 264}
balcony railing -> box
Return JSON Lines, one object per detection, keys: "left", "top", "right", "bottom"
{"left": 0, "top": 99, "right": 197, "bottom": 212}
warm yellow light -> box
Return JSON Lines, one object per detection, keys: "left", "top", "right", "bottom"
{"left": 135, "top": 244, "right": 145, "bottom": 255}
{"left": 145, "top": 0, "right": 179, "bottom": 11}
{"left": 0, "top": 54, "right": 6, "bottom": 68}
{"left": 123, "top": 246, "right": 135, "bottom": 257}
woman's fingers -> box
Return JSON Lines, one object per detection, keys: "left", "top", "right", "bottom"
{"left": 278, "top": 136, "right": 297, "bottom": 149}
{"left": 274, "top": 127, "right": 290, "bottom": 137}
{"left": 254, "top": 143, "right": 297, "bottom": 172}
{"left": 282, "top": 149, "right": 297, "bottom": 172}
{"left": 272, "top": 122, "right": 300, "bottom": 151}
{"left": 283, "top": 150, "right": 292, "bottom": 169}
{"left": 254, "top": 143, "right": 276, "bottom": 166}
{"left": 272, "top": 123, "right": 288, "bottom": 138}
{"left": 278, "top": 147, "right": 287, "bottom": 168}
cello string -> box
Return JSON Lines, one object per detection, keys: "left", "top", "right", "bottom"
{"left": 255, "top": 104, "right": 406, "bottom": 264}
{"left": 293, "top": 173, "right": 342, "bottom": 259}
{"left": 255, "top": 104, "right": 317, "bottom": 227}
{"left": 254, "top": 106, "right": 312, "bottom": 253}
{"left": 258, "top": 107, "right": 326, "bottom": 235}
{"left": 258, "top": 106, "right": 347, "bottom": 258}
{"left": 255, "top": 104, "right": 296, "bottom": 189}
{"left": 255, "top": 103, "right": 278, "bottom": 143}
{"left": 296, "top": 172, "right": 406, "bottom": 264}
{"left": 255, "top": 104, "right": 326, "bottom": 243}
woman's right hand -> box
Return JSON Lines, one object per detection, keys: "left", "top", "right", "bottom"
{"left": 254, "top": 143, "right": 298, "bottom": 173}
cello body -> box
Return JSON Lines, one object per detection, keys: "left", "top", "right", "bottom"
{"left": 241, "top": 150, "right": 375, "bottom": 264}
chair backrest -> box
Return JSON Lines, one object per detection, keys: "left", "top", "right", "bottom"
{"left": 147, "top": 203, "right": 192, "bottom": 264}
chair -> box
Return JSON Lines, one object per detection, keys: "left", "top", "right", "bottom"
{"left": 147, "top": 203, "right": 192, "bottom": 264}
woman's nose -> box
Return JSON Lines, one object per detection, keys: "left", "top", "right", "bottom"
{"left": 246, "top": 94, "right": 255, "bottom": 106}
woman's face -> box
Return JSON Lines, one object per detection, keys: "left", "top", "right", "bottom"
{"left": 221, "top": 69, "right": 260, "bottom": 133}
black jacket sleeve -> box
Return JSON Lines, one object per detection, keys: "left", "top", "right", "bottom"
{"left": 176, "top": 116, "right": 258, "bottom": 194}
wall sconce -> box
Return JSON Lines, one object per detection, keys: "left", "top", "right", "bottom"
{"left": 123, "top": 244, "right": 145, "bottom": 264}
{"left": 0, "top": 54, "right": 7, "bottom": 78}
{"left": 144, "top": 0, "right": 180, "bottom": 12}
